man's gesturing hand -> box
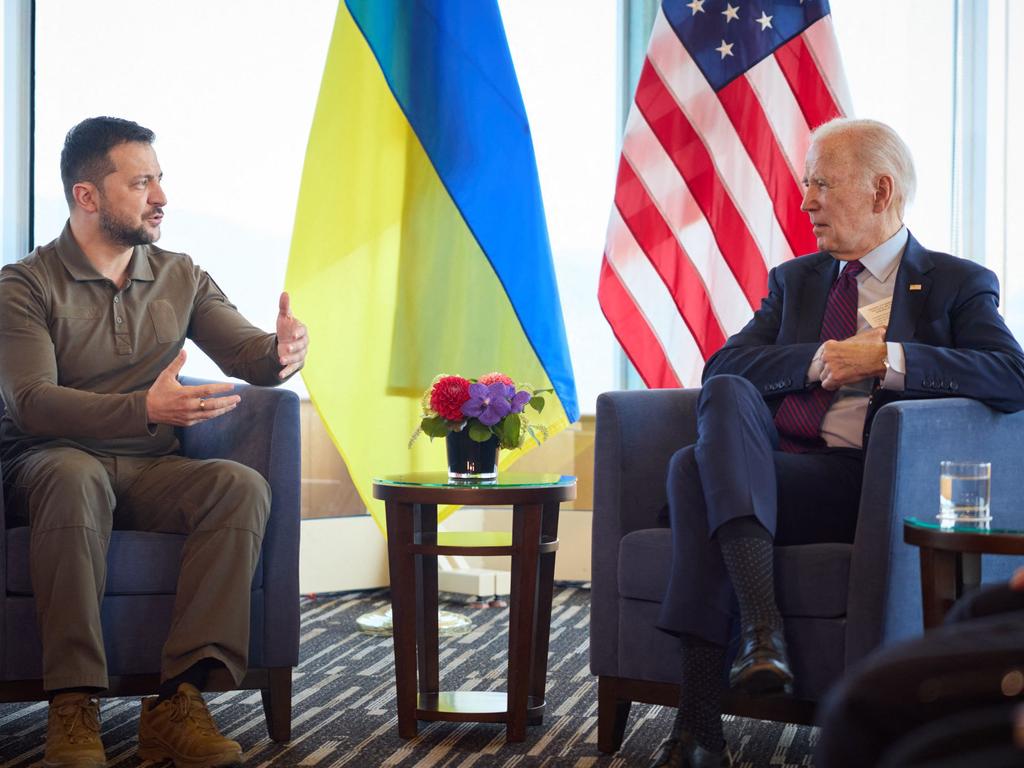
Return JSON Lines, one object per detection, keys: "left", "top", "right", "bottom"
{"left": 820, "top": 326, "right": 888, "bottom": 391}
{"left": 146, "top": 350, "right": 240, "bottom": 426}
{"left": 276, "top": 291, "right": 309, "bottom": 380}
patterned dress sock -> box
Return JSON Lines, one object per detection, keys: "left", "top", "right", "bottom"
{"left": 717, "top": 516, "right": 783, "bottom": 632}
{"left": 674, "top": 635, "right": 727, "bottom": 753}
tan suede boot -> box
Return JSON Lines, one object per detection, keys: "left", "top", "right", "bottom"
{"left": 137, "top": 683, "right": 242, "bottom": 767}
{"left": 43, "top": 692, "right": 106, "bottom": 768}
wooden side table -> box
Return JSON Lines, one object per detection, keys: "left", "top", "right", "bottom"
{"left": 372, "top": 472, "right": 576, "bottom": 742}
{"left": 903, "top": 517, "right": 1024, "bottom": 628}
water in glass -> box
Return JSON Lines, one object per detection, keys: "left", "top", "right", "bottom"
{"left": 938, "top": 461, "right": 991, "bottom": 525}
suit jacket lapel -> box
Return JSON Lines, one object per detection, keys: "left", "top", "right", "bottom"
{"left": 886, "top": 233, "right": 934, "bottom": 342}
{"left": 796, "top": 254, "right": 839, "bottom": 343}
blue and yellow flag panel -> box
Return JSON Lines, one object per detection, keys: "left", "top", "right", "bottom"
{"left": 287, "top": 0, "right": 578, "bottom": 528}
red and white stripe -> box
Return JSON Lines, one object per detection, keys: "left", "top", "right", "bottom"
{"left": 600, "top": 7, "right": 850, "bottom": 389}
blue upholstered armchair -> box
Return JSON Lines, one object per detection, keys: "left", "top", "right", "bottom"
{"left": 591, "top": 389, "right": 1024, "bottom": 753}
{"left": 0, "top": 379, "right": 300, "bottom": 742}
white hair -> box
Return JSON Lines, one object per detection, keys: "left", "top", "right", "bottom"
{"left": 810, "top": 118, "right": 917, "bottom": 218}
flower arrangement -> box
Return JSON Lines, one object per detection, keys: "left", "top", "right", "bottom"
{"left": 411, "top": 372, "right": 550, "bottom": 449}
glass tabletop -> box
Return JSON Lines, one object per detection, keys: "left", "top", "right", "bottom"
{"left": 373, "top": 472, "right": 576, "bottom": 490}
{"left": 904, "top": 516, "right": 1024, "bottom": 536}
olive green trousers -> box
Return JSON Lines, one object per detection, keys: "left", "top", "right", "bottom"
{"left": 5, "top": 446, "right": 270, "bottom": 692}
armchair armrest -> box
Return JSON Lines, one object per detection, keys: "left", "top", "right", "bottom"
{"left": 179, "top": 378, "right": 301, "bottom": 667}
{"left": 846, "top": 398, "right": 1024, "bottom": 667}
{"left": 590, "top": 388, "right": 700, "bottom": 676}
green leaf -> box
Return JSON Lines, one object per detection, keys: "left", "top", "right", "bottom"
{"left": 499, "top": 413, "right": 521, "bottom": 448}
{"left": 421, "top": 416, "right": 450, "bottom": 439}
{"left": 468, "top": 421, "right": 493, "bottom": 442}
{"left": 529, "top": 396, "right": 546, "bottom": 413}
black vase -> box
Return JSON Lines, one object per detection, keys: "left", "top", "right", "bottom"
{"left": 446, "top": 429, "right": 499, "bottom": 481}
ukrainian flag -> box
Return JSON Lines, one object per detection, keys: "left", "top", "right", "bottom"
{"left": 287, "top": 0, "right": 579, "bottom": 528}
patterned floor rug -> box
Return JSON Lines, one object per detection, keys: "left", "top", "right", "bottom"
{"left": 0, "top": 586, "right": 818, "bottom": 766}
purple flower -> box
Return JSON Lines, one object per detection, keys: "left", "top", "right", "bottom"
{"left": 461, "top": 382, "right": 512, "bottom": 426}
{"left": 509, "top": 389, "right": 531, "bottom": 414}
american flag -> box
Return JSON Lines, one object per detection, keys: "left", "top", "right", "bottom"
{"left": 599, "top": 0, "right": 852, "bottom": 388}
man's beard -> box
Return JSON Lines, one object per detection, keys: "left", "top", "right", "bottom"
{"left": 99, "top": 206, "right": 161, "bottom": 247}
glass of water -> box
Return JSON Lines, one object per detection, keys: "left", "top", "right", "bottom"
{"left": 938, "top": 461, "right": 992, "bottom": 526}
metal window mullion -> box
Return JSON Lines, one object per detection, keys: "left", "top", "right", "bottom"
{"left": 616, "top": 0, "right": 659, "bottom": 391}
{"left": 1001, "top": 0, "right": 1009, "bottom": 300}
{"left": 2, "top": 0, "right": 33, "bottom": 264}
{"left": 952, "top": 0, "right": 988, "bottom": 268}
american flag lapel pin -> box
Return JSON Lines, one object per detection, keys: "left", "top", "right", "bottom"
{"left": 909, "top": 284, "right": 923, "bottom": 291}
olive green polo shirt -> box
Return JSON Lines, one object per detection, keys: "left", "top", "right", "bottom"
{"left": 0, "top": 222, "right": 286, "bottom": 461}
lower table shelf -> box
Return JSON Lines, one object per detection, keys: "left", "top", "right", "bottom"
{"left": 417, "top": 692, "right": 546, "bottom": 723}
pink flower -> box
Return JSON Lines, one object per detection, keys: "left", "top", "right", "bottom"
{"left": 479, "top": 372, "right": 515, "bottom": 387}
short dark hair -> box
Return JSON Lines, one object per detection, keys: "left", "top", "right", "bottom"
{"left": 60, "top": 117, "right": 156, "bottom": 207}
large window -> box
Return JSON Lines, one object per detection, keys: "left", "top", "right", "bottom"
{"left": 830, "top": 0, "right": 956, "bottom": 254}
{"left": 831, "top": 1, "right": 1024, "bottom": 341}
{"left": 32, "top": 1, "right": 619, "bottom": 411}
{"left": 28, "top": 1, "right": 1024, "bottom": 411}
{"left": 988, "top": 0, "right": 1024, "bottom": 338}
{"left": 32, "top": 0, "right": 337, "bottom": 392}
{"left": 500, "top": 1, "right": 619, "bottom": 414}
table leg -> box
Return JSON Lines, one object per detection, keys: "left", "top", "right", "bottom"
{"left": 529, "top": 501, "right": 560, "bottom": 720}
{"left": 960, "top": 551, "right": 981, "bottom": 594}
{"left": 918, "top": 546, "right": 961, "bottom": 629}
{"left": 415, "top": 503, "right": 439, "bottom": 697}
{"left": 506, "top": 502, "right": 542, "bottom": 742}
{"left": 385, "top": 501, "right": 418, "bottom": 738}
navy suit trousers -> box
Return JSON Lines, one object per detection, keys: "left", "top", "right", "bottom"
{"left": 656, "top": 374, "right": 864, "bottom": 645}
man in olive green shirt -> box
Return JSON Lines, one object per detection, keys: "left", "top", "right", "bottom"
{"left": 0, "top": 117, "right": 309, "bottom": 768}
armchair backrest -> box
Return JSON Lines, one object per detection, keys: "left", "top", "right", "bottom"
{"left": 592, "top": 388, "right": 699, "bottom": 674}
{"left": 593, "top": 388, "right": 700, "bottom": 537}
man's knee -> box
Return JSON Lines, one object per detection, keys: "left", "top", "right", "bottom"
{"left": 668, "top": 445, "right": 698, "bottom": 483}
{"left": 697, "top": 375, "right": 766, "bottom": 430}
{"left": 15, "top": 449, "right": 114, "bottom": 532}
{"left": 696, "top": 374, "right": 775, "bottom": 453}
{"left": 195, "top": 461, "right": 270, "bottom": 535}
{"left": 699, "top": 374, "right": 760, "bottom": 408}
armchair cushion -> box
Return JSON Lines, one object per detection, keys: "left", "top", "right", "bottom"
{"left": 618, "top": 530, "right": 851, "bottom": 618}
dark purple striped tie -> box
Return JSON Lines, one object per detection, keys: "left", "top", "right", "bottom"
{"left": 773, "top": 260, "right": 865, "bottom": 453}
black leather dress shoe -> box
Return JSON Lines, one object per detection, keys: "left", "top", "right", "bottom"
{"left": 728, "top": 625, "right": 794, "bottom": 695}
{"left": 647, "top": 732, "right": 734, "bottom": 767}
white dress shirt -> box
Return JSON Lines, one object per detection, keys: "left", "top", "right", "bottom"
{"left": 805, "top": 226, "right": 909, "bottom": 449}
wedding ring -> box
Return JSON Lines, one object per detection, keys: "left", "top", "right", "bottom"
{"left": 199, "top": 398, "right": 206, "bottom": 410}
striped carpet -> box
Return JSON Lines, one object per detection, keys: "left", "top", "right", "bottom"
{"left": 0, "top": 586, "right": 818, "bottom": 766}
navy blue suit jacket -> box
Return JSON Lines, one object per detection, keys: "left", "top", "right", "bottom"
{"left": 703, "top": 233, "right": 1024, "bottom": 437}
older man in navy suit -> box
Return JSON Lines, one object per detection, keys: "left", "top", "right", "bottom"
{"left": 649, "top": 118, "right": 1024, "bottom": 768}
